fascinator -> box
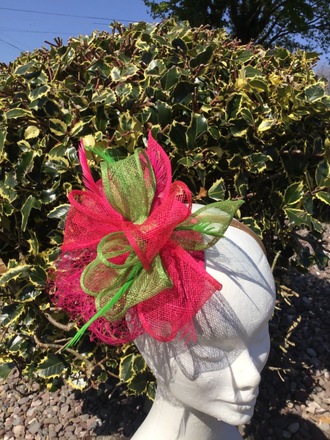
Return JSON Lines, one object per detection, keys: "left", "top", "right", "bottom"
{"left": 49, "top": 133, "right": 242, "bottom": 348}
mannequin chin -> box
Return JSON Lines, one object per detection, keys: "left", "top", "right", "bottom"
{"left": 131, "top": 205, "right": 276, "bottom": 440}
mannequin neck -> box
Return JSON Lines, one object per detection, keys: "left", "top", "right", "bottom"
{"left": 132, "top": 391, "right": 243, "bottom": 440}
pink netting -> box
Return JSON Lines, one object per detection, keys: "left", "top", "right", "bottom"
{"left": 49, "top": 133, "right": 222, "bottom": 345}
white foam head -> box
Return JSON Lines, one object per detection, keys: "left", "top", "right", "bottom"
{"left": 132, "top": 209, "right": 276, "bottom": 439}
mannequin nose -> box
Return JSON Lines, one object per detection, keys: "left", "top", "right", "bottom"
{"left": 232, "top": 350, "right": 261, "bottom": 390}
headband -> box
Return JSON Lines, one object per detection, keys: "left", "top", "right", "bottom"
{"left": 49, "top": 133, "right": 242, "bottom": 348}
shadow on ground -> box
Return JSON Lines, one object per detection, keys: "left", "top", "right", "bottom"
{"left": 241, "top": 270, "right": 330, "bottom": 439}
{"left": 75, "top": 379, "right": 149, "bottom": 438}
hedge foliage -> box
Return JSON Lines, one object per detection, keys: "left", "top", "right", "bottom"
{"left": 0, "top": 20, "right": 329, "bottom": 392}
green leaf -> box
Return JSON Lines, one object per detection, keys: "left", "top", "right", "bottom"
{"left": 208, "top": 178, "right": 226, "bottom": 201}
{"left": 6, "top": 108, "right": 32, "bottom": 119}
{"left": 40, "top": 188, "right": 57, "bottom": 204}
{"left": 116, "top": 83, "right": 133, "bottom": 99}
{"left": 29, "top": 265, "right": 47, "bottom": 286}
{"left": 190, "top": 45, "right": 213, "bottom": 68}
{"left": 285, "top": 208, "right": 312, "bottom": 227}
{"left": 240, "top": 108, "right": 254, "bottom": 125}
{"left": 119, "top": 353, "right": 135, "bottom": 382}
{"left": 19, "top": 285, "right": 41, "bottom": 302}
{"left": 245, "top": 66, "right": 264, "bottom": 78}
{"left": 21, "top": 195, "right": 41, "bottom": 231}
{"left": 132, "top": 355, "right": 147, "bottom": 373}
{"left": 37, "top": 354, "right": 68, "bottom": 379}
{"left": 29, "top": 85, "right": 50, "bottom": 101}
{"left": 249, "top": 78, "right": 268, "bottom": 92}
{"left": 304, "top": 84, "right": 324, "bottom": 102}
{"left": 230, "top": 118, "right": 248, "bottom": 137}
{"left": 236, "top": 50, "right": 254, "bottom": 63}
{"left": 315, "top": 161, "right": 330, "bottom": 187}
{"left": 227, "top": 94, "right": 242, "bottom": 119}
{"left": 177, "top": 156, "right": 194, "bottom": 167}
{"left": 241, "top": 217, "right": 262, "bottom": 236}
{"left": 169, "top": 121, "right": 187, "bottom": 149}
{"left": 0, "top": 304, "right": 25, "bottom": 326}
{"left": 156, "top": 101, "right": 172, "bottom": 125}
{"left": 247, "top": 152, "right": 270, "bottom": 173}
{"left": 70, "top": 121, "right": 85, "bottom": 137}
{"left": 186, "top": 114, "right": 207, "bottom": 149}
{"left": 0, "top": 362, "right": 15, "bottom": 380}
{"left": 160, "top": 67, "right": 180, "bottom": 91}
{"left": 257, "top": 119, "right": 274, "bottom": 132}
{"left": 8, "top": 335, "right": 28, "bottom": 353}
{"left": 0, "top": 265, "right": 30, "bottom": 287}
{"left": 48, "top": 204, "right": 70, "bottom": 220}
{"left": 49, "top": 118, "right": 67, "bottom": 136}
{"left": 127, "top": 373, "right": 147, "bottom": 394}
{"left": 0, "top": 128, "right": 7, "bottom": 157}
{"left": 146, "top": 381, "right": 156, "bottom": 401}
{"left": 0, "top": 171, "right": 18, "bottom": 202}
{"left": 284, "top": 182, "right": 304, "bottom": 206}
{"left": 17, "top": 151, "right": 34, "bottom": 181}
{"left": 92, "top": 89, "right": 116, "bottom": 105}
{"left": 110, "top": 66, "right": 121, "bottom": 81}
{"left": 95, "top": 106, "right": 107, "bottom": 132}
{"left": 146, "top": 59, "right": 166, "bottom": 75}
{"left": 315, "top": 191, "right": 330, "bottom": 205}
{"left": 14, "top": 60, "right": 35, "bottom": 75}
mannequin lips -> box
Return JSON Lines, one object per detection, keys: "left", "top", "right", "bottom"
{"left": 222, "top": 390, "right": 259, "bottom": 406}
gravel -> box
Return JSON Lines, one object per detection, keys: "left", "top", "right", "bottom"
{"left": 1, "top": 225, "right": 329, "bottom": 440}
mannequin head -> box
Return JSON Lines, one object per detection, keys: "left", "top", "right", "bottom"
{"left": 133, "top": 224, "right": 276, "bottom": 426}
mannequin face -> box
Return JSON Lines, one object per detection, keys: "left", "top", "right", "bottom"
{"left": 134, "top": 224, "right": 276, "bottom": 426}
{"left": 167, "top": 293, "right": 272, "bottom": 425}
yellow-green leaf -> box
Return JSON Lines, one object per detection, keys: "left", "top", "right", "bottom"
{"left": 257, "top": 119, "right": 274, "bottom": 132}
{"left": 315, "top": 191, "right": 330, "bottom": 205}
{"left": 208, "top": 178, "right": 226, "bottom": 201}
{"left": 0, "top": 264, "right": 30, "bottom": 286}
{"left": 119, "top": 353, "right": 135, "bottom": 382}
{"left": 24, "top": 125, "right": 40, "bottom": 140}
{"left": 70, "top": 121, "right": 84, "bottom": 137}
{"left": 49, "top": 118, "right": 67, "bottom": 136}
{"left": 284, "top": 182, "right": 304, "bottom": 206}
{"left": 37, "top": 354, "right": 68, "bottom": 379}
{"left": 6, "top": 108, "right": 32, "bottom": 119}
